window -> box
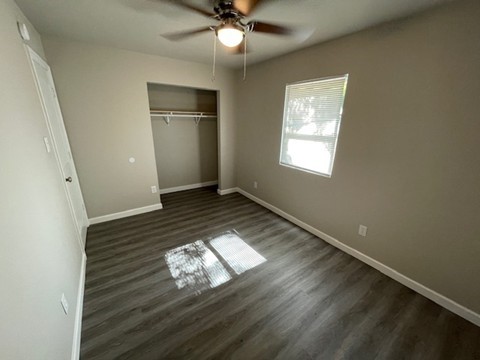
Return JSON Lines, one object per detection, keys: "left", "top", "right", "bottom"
{"left": 280, "top": 74, "right": 348, "bottom": 177}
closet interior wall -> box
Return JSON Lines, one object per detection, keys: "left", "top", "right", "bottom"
{"left": 148, "top": 83, "right": 218, "bottom": 193}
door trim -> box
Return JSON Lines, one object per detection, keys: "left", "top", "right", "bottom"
{"left": 25, "top": 45, "right": 88, "bottom": 250}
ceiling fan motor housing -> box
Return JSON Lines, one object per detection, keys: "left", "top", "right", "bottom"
{"left": 214, "top": 0, "right": 243, "bottom": 19}
{"left": 160, "top": 0, "right": 292, "bottom": 45}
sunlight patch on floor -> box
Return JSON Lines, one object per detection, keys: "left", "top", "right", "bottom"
{"left": 165, "top": 240, "right": 231, "bottom": 295}
{"left": 210, "top": 231, "right": 267, "bottom": 275}
{"left": 165, "top": 231, "right": 266, "bottom": 294}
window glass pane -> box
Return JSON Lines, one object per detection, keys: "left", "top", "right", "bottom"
{"left": 281, "top": 138, "right": 334, "bottom": 175}
{"left": 280, "top": 74, "right": 348, "bottom": 177}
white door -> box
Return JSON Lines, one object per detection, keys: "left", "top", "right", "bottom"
{"left": 26, "top": 46, "right": 89, "bottom": 247}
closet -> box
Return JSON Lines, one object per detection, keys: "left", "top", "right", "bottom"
{"left": 148, "top": 83, "right": 218, "bottom": 194}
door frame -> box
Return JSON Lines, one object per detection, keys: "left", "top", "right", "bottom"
{"left": 146, "top": 82, "right": 221, "bottom": 194}
{"left": 25, "top": 45, "right": 89, "bottom": 249}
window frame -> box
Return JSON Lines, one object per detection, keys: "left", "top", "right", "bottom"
{"left": 279, "top": 74, "right": 349, "bottom": 178}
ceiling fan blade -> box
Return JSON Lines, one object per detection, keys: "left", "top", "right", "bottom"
{"left": 162, "top": 27, "right": 213, "bottom": 41}
{"left": 233, "top": 0, "right": 263, "bottom": 16}
{"left": 248, "top": 21, "right": 293, "bottom": 35}
{"left": 160, "top": 0, "right": 216, "bottom": 18}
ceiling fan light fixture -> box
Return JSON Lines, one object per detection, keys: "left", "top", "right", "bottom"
{"left": 217, "top": 23, "right": 244, "bottom": 47}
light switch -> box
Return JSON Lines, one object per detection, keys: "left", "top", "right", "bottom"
{"left": 17, "top": 22, "right": 30, "bottom": 41}
{"left": 43, "top": 137, "right": 51, "bottom": 153}
{"left": 60, "top": 293, "right": 69, "bottom": 315}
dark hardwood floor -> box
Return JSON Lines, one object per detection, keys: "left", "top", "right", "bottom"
{"left": 81, "top": 186, "right": 480, "bottom": 359}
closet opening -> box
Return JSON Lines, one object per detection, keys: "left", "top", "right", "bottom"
{"left": 147, "top": 83, "right": 219, "bottom": 200}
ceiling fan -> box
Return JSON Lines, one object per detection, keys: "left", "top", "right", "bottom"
{"left": 160, "top": 0, "right": 294, "bottom": 54}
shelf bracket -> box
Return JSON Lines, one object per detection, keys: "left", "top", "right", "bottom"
{"left": 194, "top": 113, "right": 203, "bottom": 126}
{"left": 163, "top": 112, "right": 173, "bottom": 125}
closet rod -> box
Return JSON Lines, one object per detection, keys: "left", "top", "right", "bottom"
{"left": 150, "top": 110, "right": 217, "bottom": 125}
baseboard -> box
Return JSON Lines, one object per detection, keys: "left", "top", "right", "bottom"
{"left": 236, "top": 188, "right": 480, "bottom": 328}
{"left": 217, "top": 187, "right": 239, "bottom": 196}
{"left": 71, "top": 252, "right": 87, "bottom": 360}
{"left": 88, "top": 203, "right": 163, "bottom": 225}
{"left": 159, "top": 181, "right": 218, "bottom": 195}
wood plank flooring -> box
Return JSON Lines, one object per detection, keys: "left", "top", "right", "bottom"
{"left": 81, "top": 186, "right": 480, "bottom": 359}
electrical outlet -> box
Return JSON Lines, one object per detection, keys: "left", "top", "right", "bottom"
{"left": 60, "top": 293, "right": 69, "bottom": 315}
{"left": 253, "top": 181, "right": 258, "bottom": 189}
{"left": 151, "top": 185, "right": 157, "bottom": 194}
{"left": 358, "top": 225, "right": 368, "bottom": 237}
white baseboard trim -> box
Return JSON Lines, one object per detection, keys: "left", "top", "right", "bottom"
{"left": 236, "top": 188, "right": 480, "bottom": 328}
{"left": 217, "top": 187, "right": 239, "bottom": 196}
{"left": 159, "top": 181, "right": 218, "bottom": 195}
{"left": 88, "top": 203, "right": 163, "bottom": 225}
{"left": 71, "top": 252, "right": 87, "bottom": 360}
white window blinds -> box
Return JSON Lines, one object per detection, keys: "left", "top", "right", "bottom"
{"left": 280, "top": 74, "right": 348, "bottom": 177}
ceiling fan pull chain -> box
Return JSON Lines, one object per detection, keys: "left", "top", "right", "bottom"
{"left": 212, "top": 33, "right": 217, "bottom": 81}
{"left": 243, "top": 34, "right": 247, "bottom": 81}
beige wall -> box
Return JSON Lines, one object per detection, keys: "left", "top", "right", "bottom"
{"left": 0, "top": 0, "right": 84, "bottom": 358}
{"left": 235, "top": 0, "right": 480, "bottom": 313}
{"left": 147, "top": 83, "right": 217, "bottom": 113}
{"left": 42, "top": 38, "right": 236, "bottom": 218}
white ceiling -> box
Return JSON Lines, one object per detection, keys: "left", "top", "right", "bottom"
{"left": 15, "top": 0, "right": 451, "bottom": 68}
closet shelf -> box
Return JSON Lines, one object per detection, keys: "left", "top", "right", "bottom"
{"left": 150, "top": 109, "right": 217, "bottom": 125}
